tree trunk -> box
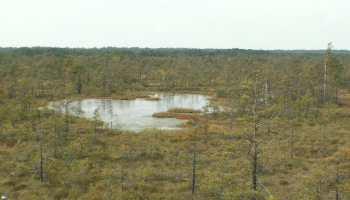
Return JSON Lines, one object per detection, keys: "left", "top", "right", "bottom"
{"left": 40, "top": 140, "right": 43, "bottom": 182}
{"left": 77, "top": 76, "right": 82, "bottom": 94}
{"left": 94, "top": 122, "right": 97, "bottom": 142}
{"left": 324, "top": 58, "right": 327, "bottom": 102}
{"left": 102, "top": 75, "right": 106, "bottom": 93}
{"left": 264, "top": 76, "right": 268, "bottom": 104}
{"left": 65, "top": 100, "right": 69, "bottom": 133}
{"left": 121, "top": 166, "right": 124, "bottom": 191}
{"left": 191, "top": 153, "right": 196, "bottom": 196}
{"left": 252, "top": 123, "right": 258, "bottom": 191}
{"left": 335, "top": 170, "right": 339, "bottom": 200}
{"left": 291, "top": 125, "right": 294, "bottom": 160}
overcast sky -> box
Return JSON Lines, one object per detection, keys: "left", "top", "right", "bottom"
{"left": 1, "top": 0, "right": 349, "bottom": 50}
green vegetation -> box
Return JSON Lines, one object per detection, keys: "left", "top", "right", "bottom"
{"left": 167, "top": 107, "right": 201, "bottom": 113}
{"left": 152, "top": 108, "right": 201, "bottom": 120}
{"left": 1, "top": 45, "right": 350, "bottom": 199}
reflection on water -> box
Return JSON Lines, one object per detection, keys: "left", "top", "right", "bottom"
{"left": 49, "top": 94, "right": 209, "bottom": 132}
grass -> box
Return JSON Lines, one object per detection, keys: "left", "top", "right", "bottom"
{"left": 152, "top": 111, "right": 178, "bottom": 118}
{"left": 152, "top": 107, "right": 200, "bottom": 120}
{"left": 3, "top": 114, "right": 350, "bottom": 199}
{"left": 2, "top": 91, "right": 350, "bottom": 199}
{"left": 167, "top": 107, "right": 201, "bottom": 113}
{"left": 144, "top": 96, "right": 161, "bottom": 101}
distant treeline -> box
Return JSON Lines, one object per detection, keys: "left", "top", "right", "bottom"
{"left": 268, "top": 49, "right": 350, "bottom": 55}
{"left": 1, "top": 47, "right": 349, "bottom": 57}
{"left": 0, "top": 47, "right": 271, "bottom": 57}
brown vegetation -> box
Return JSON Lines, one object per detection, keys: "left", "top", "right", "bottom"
{"left": 1, "top": 47, "right": 350, "bottom": 199}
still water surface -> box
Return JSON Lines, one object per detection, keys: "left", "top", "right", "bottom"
{"left": 49, "top": 94, "right": 209, "bottom": 132}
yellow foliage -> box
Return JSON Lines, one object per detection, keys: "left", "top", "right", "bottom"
{"left": 241, "top": 93, "right": 251, "bottom": 100}
{"left": 322, "top": 112, "right": 328, "bottom": 122}
{"left": 265, "top": 196, "right": 281, "bottom": 200}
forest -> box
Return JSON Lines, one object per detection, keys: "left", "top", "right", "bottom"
{"left": 1, "top": 44, "right": 350, "bottom": 199}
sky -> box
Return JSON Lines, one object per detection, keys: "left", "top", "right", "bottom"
{"left": 1, "top": 0, "right": 350, "bottom": 50}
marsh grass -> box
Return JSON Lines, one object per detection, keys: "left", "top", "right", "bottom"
{"left": 167, "top": 107, "right": 201, "bottom": 113}
{"left": 152, "top": 107, "right": 201, "bottom": 119}
{"left": 152, "top": 112, "right": 177, "bottom": 118}
{"left": 2, "top": 96, "right": 350, "bottom": 199}
{"left": 144, "top": 96, "right": 161, "bottom": 101}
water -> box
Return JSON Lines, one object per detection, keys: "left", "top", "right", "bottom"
{"left": 49, "top": 93, "right": 210, "bottom": 132}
